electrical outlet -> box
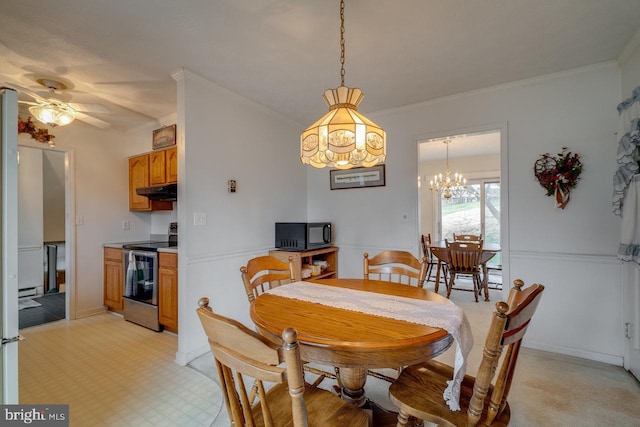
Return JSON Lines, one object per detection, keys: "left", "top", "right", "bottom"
{"left": 75, "top": 215, "right": 84, "bottom": 225}
{"left": 194, "top": 212, "right": 207, "bottom": 226}
{"left": 122, "top": 220, "right": 130, "bottom": 230}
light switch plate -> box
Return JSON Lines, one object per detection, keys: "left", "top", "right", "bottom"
{"left": 194, "top": 212, "right": 207, "bottom": 226}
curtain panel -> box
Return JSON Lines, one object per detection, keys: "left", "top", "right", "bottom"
{"left": 616, "top": 85, "right": 640, "bottom": 264}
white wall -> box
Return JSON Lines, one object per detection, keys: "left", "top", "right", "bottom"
{"left": 42, "top": 150, "right": 65, "bottom": 242}
{"left": 19, "top": 123, "right": 151, "bottom": 317}
{"left": 307, "top": 62, "right": 623, "bottom": 365}
{"left": 175, "top": 69, "right": 307, "bottom": 363}
{"left": 17, "top": 146, "right": 44, "bottom": 292}
{"left": 620, "top": 36, "right": 640, "bottom": 98}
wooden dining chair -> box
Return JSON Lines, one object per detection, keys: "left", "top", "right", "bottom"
{"left": 240, "top": 255, "right": 338, "bottom": 386}
{"left": 389, "top": 279, "right": 545, "bottom": 427}
{"left": 196, "top": 298, "right": 369, "bottom": 427}
{"left": 420, "top": 234, "right": 440, "bottom": 285}
{"left": 453, "top": 233, "right": 483, "bottom": 243}
{"left": 363, "top": 250, "right": 428, "bottom": 382}
{"left": 363, "top": 250, "right": 428, "bottom": 288}
{"left": 240, "top": 255, "right": 296, "bottom": 302}
{"left": 445, "top": 239, "right": 484, "bottom": 302}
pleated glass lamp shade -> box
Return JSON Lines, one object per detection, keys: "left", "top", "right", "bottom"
{"left": 301, "top": 86, "right": 386, "bottom": 169}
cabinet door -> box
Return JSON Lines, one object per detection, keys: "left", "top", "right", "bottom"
{"left": 149, "top": 150, "right": 167, "bottom": 185}
{"left": 165, "top": 147, "right": 178, "bottom": 183}
{"left": 104, "top": 249, "right": 123, "bottom": 312}
{"left": 158, "top": 253, "right": 178, "bottom": 332}
{"left": 129, "top": 154, "right": 150, "bottom": 211}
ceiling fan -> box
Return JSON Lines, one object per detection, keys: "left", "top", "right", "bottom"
{"left": 8, "top": 77, "right": 111, "bottom": 129}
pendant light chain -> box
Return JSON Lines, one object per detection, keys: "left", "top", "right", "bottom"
{"left": 340, "top": 0, "right": 346, "bottom": 86}
{"left": 445, "top": 139, "right": 450, "bottom": 172}
{"left": 300, "top": 0, "right": 386, "bottom": 169}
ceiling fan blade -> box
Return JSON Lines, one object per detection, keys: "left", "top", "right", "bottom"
{"left": 68, "top": 102, "right": 110, "bottom": 114}
{"left": 74, "top": 111, "right": 111, "bottom": 129}
{"left": 4, "top": 82, "right": 48, "bottom": 103}
{"left": 18, "top": 100, "right": 39, "bottom": 106}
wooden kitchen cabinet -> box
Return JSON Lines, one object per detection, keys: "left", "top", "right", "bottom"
{"left": 165, "top": 147, "right": 178, "bottom": 183}
{"left": 149, "top": 147, "right": 177, "bottom": 185}
{"left": 269, "top": 246, "right": 338, "bottom": 281}
{"left": 104, "top": 247, "right": 124, "bottom": 313}
{"left": 128, "top": 153, "right": 173, "bottom": 211}
{"left": 158, "top": 252, "right": 178, "bottom": 333}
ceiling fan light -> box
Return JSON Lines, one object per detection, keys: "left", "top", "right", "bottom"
{"left": 29, "top": 103, "right": 75, "bottom": 127}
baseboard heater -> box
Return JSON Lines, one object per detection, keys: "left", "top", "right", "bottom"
{"left": 123, "top": 298, "right": 162, "bottom": 332}
{"left": 18, "top": 287, "right": 37, "bottom": 298}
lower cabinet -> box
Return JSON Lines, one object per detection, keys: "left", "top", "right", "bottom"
{"left": 158, "top": 252, "right": 178, "bottom": 333}
{"left": 104, "top": 248, "right": 123, "bottom": 313}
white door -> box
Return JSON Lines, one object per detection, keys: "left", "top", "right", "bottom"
{"left": 0, "top": 88, "right": 20, "bottom": 403}
{"left": 623, "top": 262, "right": 640, "bottom": 381}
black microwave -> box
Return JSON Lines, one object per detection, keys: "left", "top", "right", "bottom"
{"left": 275, "top": 222, "right": 333, "bottom": 250}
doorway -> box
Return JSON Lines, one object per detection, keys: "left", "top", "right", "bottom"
{"left": 17, "top": 146, "right": 68, "bottom": 329}
{"left": 418, "top": 125, "right": 509, "bottom": 294}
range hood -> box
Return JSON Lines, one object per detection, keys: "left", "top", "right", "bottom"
{"left": 136, "top": 183, "right": 177, "bottom": 201}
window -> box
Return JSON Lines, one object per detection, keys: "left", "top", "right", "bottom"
{"left": 439, "top": 179, "right": 501, "bottom": 265}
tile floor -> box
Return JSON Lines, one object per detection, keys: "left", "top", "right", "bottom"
{"left": 19, "top": 313, "right": 223, "bottom": 427}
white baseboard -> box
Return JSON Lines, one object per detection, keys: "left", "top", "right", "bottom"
{"left": 525, "top": 341, "right": 624, "bottom": 367}
{"left": 75, "top": 306, "right": 108, "bottom": 319}
{"left": 175, "top": 343, "right": 210, "bottom": 366}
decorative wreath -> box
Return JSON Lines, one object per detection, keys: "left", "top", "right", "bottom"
{"left": 18, "top": 116, "right": 55, "bottom": 143}
{"left": 534, "top": 147, "right": 583, "bottom": 209}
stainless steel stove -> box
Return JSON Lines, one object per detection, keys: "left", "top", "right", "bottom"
{"left": 121, "top": 222, "right": 177, "bottom": 331}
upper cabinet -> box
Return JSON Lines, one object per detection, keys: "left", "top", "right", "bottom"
{"left": 149, "top": 147, "right": 177, "bottom": 186}
{"left": 129, "top": 147, "right": 176, "bottom": 212}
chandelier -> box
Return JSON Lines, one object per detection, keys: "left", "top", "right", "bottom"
{"left": 29, "top": 102, "right": 75, "bottom": 127}
{"left": 430, "top": 139, "right": 466, "bottom": 199}
{"left": 300, "top": 0, "right": 386, "bottom": 170}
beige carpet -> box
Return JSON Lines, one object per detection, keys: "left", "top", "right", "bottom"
{"left": 189, "top": 284, "right": 640, "bottom": 426}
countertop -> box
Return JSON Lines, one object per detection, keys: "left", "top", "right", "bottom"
{"left": 103, "top": 242, "right": 179, "bottom": 253}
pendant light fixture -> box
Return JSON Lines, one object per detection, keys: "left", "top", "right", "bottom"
{"left": 300, "top": 0, "right": 386, "bottom": 170}
{"left": 430, "top": 139, "right": 466, "bottom": 199}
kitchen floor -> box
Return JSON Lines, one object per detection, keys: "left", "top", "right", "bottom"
{"left": 18, "top": 313, "right": 223, "bottom": 426}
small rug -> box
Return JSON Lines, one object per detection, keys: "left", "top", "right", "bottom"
{"left": 18, "top": 298, "right": 42, "bottom": 310}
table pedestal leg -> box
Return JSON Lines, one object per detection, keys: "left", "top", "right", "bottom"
{"left": 338, "top": 367, "right": 368, "bottom": 407}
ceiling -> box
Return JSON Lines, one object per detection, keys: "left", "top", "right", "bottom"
{"left": 1, "top": 0, "right": 639, "bottom": 133}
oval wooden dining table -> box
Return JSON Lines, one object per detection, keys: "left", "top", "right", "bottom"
{"left": 250, "top": 278, "right": 455, "bottom": 410}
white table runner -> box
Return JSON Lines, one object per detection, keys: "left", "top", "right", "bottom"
{"left": 266, "top": 281, "right": 473, "bottom": 411}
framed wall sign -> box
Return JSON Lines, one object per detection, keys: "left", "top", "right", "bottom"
{"left": 152, "top": 124, "right": 176, "bottom": 150}
{"left": 330, "top": 165, "right": 386, "bottom": 190}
